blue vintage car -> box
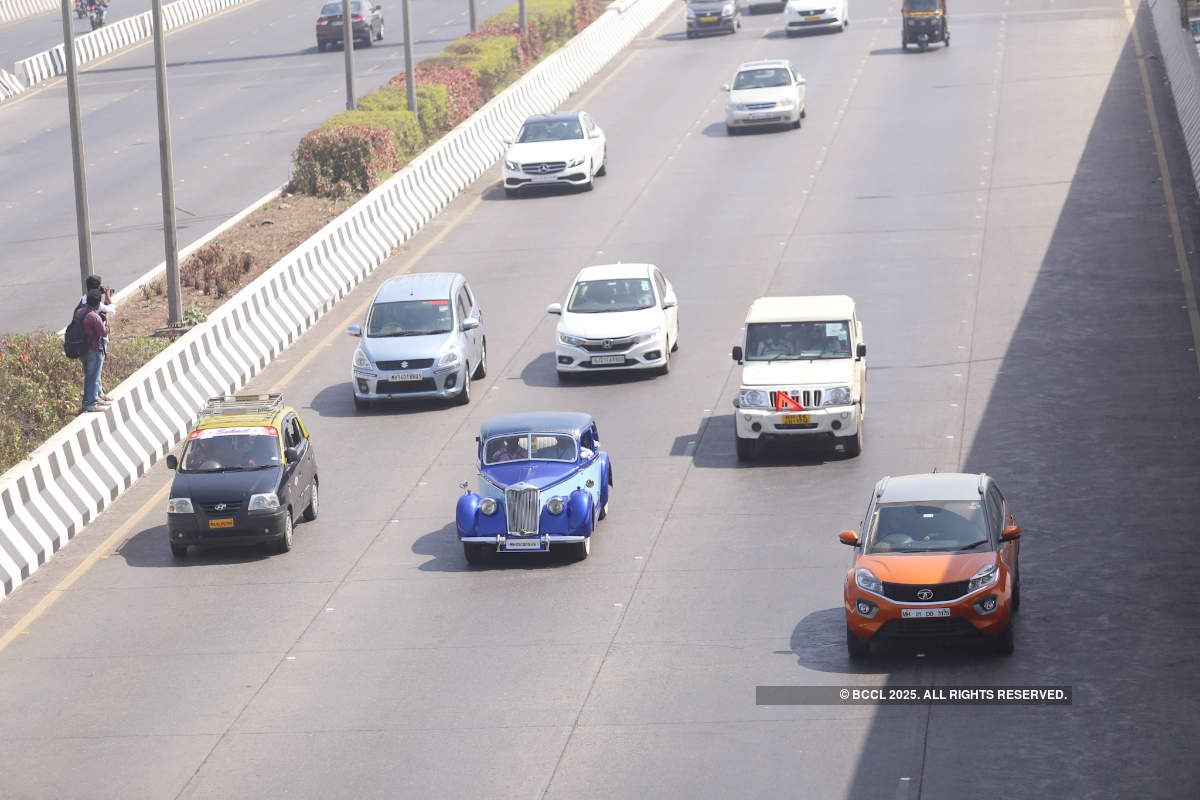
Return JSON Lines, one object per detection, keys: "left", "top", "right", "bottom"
{"left": 457, "top": 412, "right": 612, "bottom": 563}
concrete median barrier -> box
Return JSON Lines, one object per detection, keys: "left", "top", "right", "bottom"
{"left": 1151, "top": 0, "right": 1200, "bottom": 193}
{"left": 0, "top": 0, "right": 58, "bottom": 24}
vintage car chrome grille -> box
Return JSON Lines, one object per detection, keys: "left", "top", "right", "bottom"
{"left": 768, "top": 389, "right": 823, "bottom": 408}
{"left": 505, "top": 485, "right": 540, "bottom": 536}
{"left": 521, "top": 161, "right": 566, "bottom": 175}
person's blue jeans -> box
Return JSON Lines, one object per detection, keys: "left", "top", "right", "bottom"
{"left": 82, "top": 348, "right": 104, "bottom": 409}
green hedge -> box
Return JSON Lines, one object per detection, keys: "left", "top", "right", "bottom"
{"left": 358, "top": 80, "right": 454, "bottom": 141}
{"left": 485, "top": 0, "right": 577, "bottom": 45}
{"left": 325, "top": 108, "right": 425, "bottom": 160}
{"left": 290, "top": 125, "right": 402, "bottom": 198}
{"left": 427, "top": 35, "right": 522, "bottom": 97}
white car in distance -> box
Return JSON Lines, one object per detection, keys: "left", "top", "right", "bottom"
{"left": 502, "top": 112, "right": 607, "bottom": 196}
{"left": 547, "top": 264, "right": 679, "bottom": 379}
{"left": 723, "top": 59, "right": 807, "bottom": 135}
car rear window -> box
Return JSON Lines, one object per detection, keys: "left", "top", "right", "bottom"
{"left": 320, "top": 1, "right": 362, "bottom": 15}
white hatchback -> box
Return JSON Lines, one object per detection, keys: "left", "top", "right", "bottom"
{"left": 723, "top": 59, "right": 807, "bottom": 135}
{"left": 547, "top": 264, "right": 679, "bottom": 379}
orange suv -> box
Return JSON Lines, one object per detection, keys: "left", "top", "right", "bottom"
{"left": 839, "top": 472, "right": 1022, "bottom": 657}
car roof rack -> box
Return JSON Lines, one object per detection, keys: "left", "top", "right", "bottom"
{"left": 201, "top": 392, "right": 284, "bottom": 417}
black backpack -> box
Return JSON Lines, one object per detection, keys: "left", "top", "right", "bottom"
{"left": 63, "top": 303, "right": 88, "bottom": 359}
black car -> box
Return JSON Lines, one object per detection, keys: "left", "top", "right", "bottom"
{"left": 165, "top": 394, "right": 319, "bottom": 557}
{"left": 316, "top": 0, "right": 384, "bottom": 50}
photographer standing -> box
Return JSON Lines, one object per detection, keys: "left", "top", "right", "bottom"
{"left": 79, "top": 275, "right": 115, "bottom": 403}
{"left": 75, "top": 289, "right": 110, "bottom": 413}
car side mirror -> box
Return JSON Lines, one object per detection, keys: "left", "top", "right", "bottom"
{"left": 547, "top": 302, "right": 562, "bottom": 315}
{"left": 1001, "top": 524, "right": 1022, "bottom": 541}
{"left": 798, "top": 77, "right": 807, "bottom": 85}
{"left": 461, "top": 317, "right": 480, "bottom": 331}
{"left": 166, "top": 454, "right": 178, "bottom": 470}
{"left": 731, "top": 345, "right": 743, "bottom": 363}
{"left": 347, "top": 324, "right": 362, "bottom": 337}
{"left": 285, "top": 446, "right": 300, "bottom": 463}
{"left": 721, "top": 84, "right": 730, "bottom": 92}
{"left": 662, "top": 298, "right": 677, "bottom": 309}
{"left": 856, "top": 343, "right": 866, "bottom": 358}
{"left": 502, "top": 138, "right": 512, "bottom": 145}
{"left": 838, "top": 529, "right": 860, "bottom": 546}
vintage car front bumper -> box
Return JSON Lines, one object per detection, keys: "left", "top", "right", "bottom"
{"left": 733, "top": 403, "right": 860, "bottom": 440}
{"left": 460, "top": 533, "right": 589, "bottom": 553}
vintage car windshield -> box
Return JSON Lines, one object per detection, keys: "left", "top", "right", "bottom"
{"left": 366, "top": 299, "right": 453, "bottom": 337}
{"left": 517, "top": 119, "right": 584, "bottom": 142}
{"left": 733, "top": 68, "right": 791, "bottom": 90}
{"left": 905, "top": 0, "right": 941, "bottom": 12}
{"left": 566, "top": 278, "right": 656, "bottom": 313}
{"left": 484, "top": 433, "right": 578, "bottom": 464}
{"left": 182, "top": 427, "right": 281, "bottom": 472}
{"left": 864, "top": 501, "right": 990, "bottom": 555}
{"left": 745, "top": 321, "right": 851, "bottom": 360}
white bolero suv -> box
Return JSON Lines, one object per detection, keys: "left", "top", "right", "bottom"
{"left": 731, "top": 295, "right": 866, "bottom": 460}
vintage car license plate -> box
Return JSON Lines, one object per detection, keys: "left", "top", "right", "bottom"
{"left": 503, "top": 538, "right": 545, "bottom": 551}
{"left": 781, "top": 414, "right": 811, "bottom": 425}
{"left": 388, "top": 372, "right": 422, "bottom": 382}
{"left": 805, "top": 14, "right": 822, "bottom": 21}
{"left": 699, "top": 14, "right": 718, "bottom": 21}
{"left": 590, "top": 355, "right": 625, "bottom": 365}
{"left": 901, "top": 607, "right": 950, "bottom": 618}
{"left": 208, "top": 518, "right": 234, "bottom": 529}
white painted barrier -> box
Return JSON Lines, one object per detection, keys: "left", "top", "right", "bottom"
{"left": 0, "top": 0, "right": 676, "bottom": 598}
{"left": 0, "top": 68, "right": 24, "bottom": 101}
{"left": 14, "top": 0, "right": 253, "bottom": 88}
{"left": 1150, "top": 0, "right": 1200, "bottom": 194}
{"left": 0, "top": 0, "right": 58, "bottom": 24}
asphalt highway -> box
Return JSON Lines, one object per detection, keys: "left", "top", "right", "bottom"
{"left": 0, "top": 1, "right": 144, "bottom": 68}
{"left": 1, "top": 1, "right": 1198, "bottom": 797}
{"left": 0, "top": 0, "right": 508, "bottom": 334}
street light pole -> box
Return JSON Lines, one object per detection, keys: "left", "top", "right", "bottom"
{"left": 402, "top": 0, "right": 416, "bottom": 117}
{"left": 342, "top": 0, "right": 357, "bottom": 109}
{"left": 519, "top": 0, "right": 527, "bottom": 35}
{"left": 468, "top": 0, "right": 477, "bottom": 32}
{"left": 150, "top": 0, "right": 182, "bottom": 325}
{"left": 59, "top": 0, "right": 93, "bottom": 290}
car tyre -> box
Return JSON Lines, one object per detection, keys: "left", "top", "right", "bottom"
{"left": 657, "top": 350, "right": 670, "bottom": 376}
{"left": 463, "top": 542, "right": 484, "bottom": 564}
{"left": 686, "top": 31, "right": 695, "bottom": 38}
{"left": 170, "top": 542, "right": 188, "bottom": 559}
{"left": 303, "top": 480, "right": 319, "bottom": 522}
{"left": 556, "top": 370, "right": 575, "bottom": 384}
{"left": 1011, "top": 566, "right": 1021, "bottom": 613}
{"left": 735, "top": 434, "right": 757, "bottom": 461}
{"left": 569, "top": 535, "right": 592, "bottom": 562}
{"left": 847, "top": 625, "right": 870, "bottom": 659}
{"left": 726, "top": 124, "right": 737, "bottom": 136}
{"left": 598, "top": 498, "right": 610, "bottom": 521}
{"left": 317, "top": 40, "right": 326, "bottom": 51}
{"left": 376, "top": 21, "right": 384, "bottom": 40}
{"left": 473, "top": 338, "right": 487, "bottom": 379}
{"left": 596, "top": 149, "right": 607, "bottom": 177}
{"left": 993, "top": 624, "right": 1015, "bottom": 655}
{"left": 504, "top": 186, "right": 519, "bottom": 198}
{"left": 353, "top": 391, "right": 368, "bottom": 411}
{"left": 841, "top": 414, "right": 863, "bottom": 457}
{"left": 275, "top": 512, "right": 294, "bottom": 554}
{"left": 454, "top": 366, "right": 471, "bottom": 405}
{"left": 792, "top": 117, "right": 801, "bottom": 130}
{"left": 582, "top": 162, "right": 595, "bottom": 192}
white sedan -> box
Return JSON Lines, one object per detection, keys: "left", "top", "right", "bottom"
{"left": 502, "top": 112, "right": 607, "bottom": 196}
{"left": 547, "top": 264, "right": 679, "bottom": 379}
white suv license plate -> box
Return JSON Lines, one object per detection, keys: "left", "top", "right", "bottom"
{"left": 503, "top": 538, "right": 545, "bottom": 551}
{"left": 387, "top": 372, "right": 422, "bottom": 382}
{"left": 591, "top": 355, "right": 625, "bottom": 365}
{"left": 901, "top": 607, "right": 950, "bottom": 618}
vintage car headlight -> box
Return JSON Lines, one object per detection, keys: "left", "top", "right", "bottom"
{"left": 632, "top": 326, "right": 662, "bottom": 344}
{"left": 855, "top": 567, "right": 883, "bottom": 596}
{"left": 479, "top": 497, "right": 498, "bottom": 516}
{"left": 559, "top": 332, "right": 587, "bottom": 347}
{"left": 248, "top": 492, "right": 281, "bottom": 512}
{"left": 567, "top": 156, "right": 587, "bottom": 168}
{"left": 353, "top": 348, "right": 373, "bottom": 369}
{"left": 968, "top": 564, "right": 999, "bottom": 593}
{"left": 167, "top": 497, "right": 194, "bottom": 514}
{"left": 438, "top": 349, "right": 460, "bottom": 366}
{"left": 824, "top": 386, "right": 852, "bottom": 405}
{"left": 735, "top": 388, "right": 771, "bottom": 409}
{"left": 722, "top": 3, "right": 734, "bottom": 15}
{"left": 504, "top": 159, "right": 520, "bottom": 170}
{"left": 546, "top": 497, "right": 565, "bottom": 515}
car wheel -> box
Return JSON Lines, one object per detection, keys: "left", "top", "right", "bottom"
{"left": 847, "top": 625, "right": 870, "bottom": 659}
{"left": 993, "top": 624, "right": 1015, "bottom": 655}
{"left": 170, "top": 542, "right": 188, "bottom": 559}
{"left": 504, "top": 186, "right": 519, "bottom": 198}
{"left": 595, "top": 149, "right": 607, "bottom": 177}
{"left": 800, "top": 107, "right": 807, "bottom": 119}
{"left": 726, "top": 124, "right": 737, "bottom": 136}
{"left": 303, "top": 480, "right": 319, "bottom": 522}
{"left": 353, "top": 390, "right": 368, "bottom": 411}
{"left": 840, "top": 412, "right": 863, "bottom": 457}
{"left": 473, "top": 338, "right": 487, "bottom": 379}
{"left": 556, "top": 370, "right": 574, "bottom": 384}
{"left": 1011, "top": 566, "right": 1021, "bottom": 613}
{"left": 463, "top": 542, "right": 484, "bottom": 564}
{"left": 582, "top": 162, "right": 595, "bottom": 192}
{"left": 598, "top": 497, "right": 610, "bottom": 521}
{"left": 671, "top": 331, "right": 679, "bottom": 353}
{"left": 785, "top": 30, "right": 795, "bottom": 38}
{"left": 735, "top": 434, "right": 757, "bottom": 461}
{"left": 276, "top": 512, "right": 294, "bottom": 554}
{"left": 686, "top": 31, "right": 695, "bottom": 38}
{"left": 569, "top": 533, "right": 592, "bottom": 562}
{"left": 376, "top": 21, "right": 384, "bottom": 40}
{"left": 360, "top": 31, "right": 373, "bottom": 47}
{"left": 792, "top": 117, "right": 801, "bottom": 130}
{"left": 317, "top": 40, "right": 326, "bottom": 51}
{"left": 657, "top": 350, "right": 670, "bottom": 376}
{"left": 454, "top": 366, "right": 471, "bottom": 405}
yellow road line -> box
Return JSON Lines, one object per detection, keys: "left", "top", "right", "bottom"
{"left": 1130, "top": 7, "right": 1200, "bottom": 374}
{"left": 0, "top": 192, "right": 484, "bottom": 654}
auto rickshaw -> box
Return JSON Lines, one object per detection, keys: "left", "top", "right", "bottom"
{"left": 901, "top": 0, "right": 949, "bottom": 51}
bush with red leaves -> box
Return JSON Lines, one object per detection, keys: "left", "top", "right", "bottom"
{"left": 290, "top": 125, "right": 402, "bottom": 198}
{"left": 388, "top": 66, "right": 485, "bottom": 130}
{"left": 466, "top": 21, "right": 544, "bottom": 69}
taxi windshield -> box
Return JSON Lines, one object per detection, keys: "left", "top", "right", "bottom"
{"left": 745, "top": 321, "right": 851, "bottom": 360}
{"left": 865, "top": 501, "right": 990, "bottom": 554}
{"left": 366, "top": 299, "right": 453, "bottom": 337}
{"left": 182, "top": 428, "right": 281, "bottom": 472}
{"left": 484, "top": 434, "right": 577, "bottom": 464}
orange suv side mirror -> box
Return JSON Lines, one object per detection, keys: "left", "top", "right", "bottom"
{"left": 838, "top": 529, "right": 860, "bottom": 546}
{"left": 1001, "top": 524, "right": 1022, "bottom": 541}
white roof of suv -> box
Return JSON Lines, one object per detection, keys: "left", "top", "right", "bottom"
{"left": 745, "top": 295, "right": 856, "bottom": 324}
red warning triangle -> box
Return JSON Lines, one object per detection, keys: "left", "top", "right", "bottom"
{"left": 776, "top": 391, "right": 805, "bottom": 412}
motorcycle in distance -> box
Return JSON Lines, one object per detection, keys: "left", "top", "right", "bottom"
{"left": 74, "top": 0, "right": 86, "bottom": 18}
{"left": 901, "top": 0, "right": 948, "bottom": 52}
{"left": 87, "top": 0, "right": 108, "bottom": 30}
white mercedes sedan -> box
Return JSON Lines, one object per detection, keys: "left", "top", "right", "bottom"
{"left": 547, "top": 263, "right": 679, "bottom": 379}
{"left": 502, "top": 112, "right": 607, "bottom": 196}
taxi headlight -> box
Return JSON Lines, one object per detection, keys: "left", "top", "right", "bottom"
{"left": 353, "top": 348, "right": 372, "bottom": 369}
{"left": 855, "top": 568, "right": 883, "bottom": 595}
{"left": 479, "top": 497, "right": 498, "bottom": 516}
{"left": 968, "top": 564, "right": 999, "bottom": 592}
{"left": 248, "top": 492, "right": 280, "bottom": 512}
{"left": 547, "top": 497, "right": 565, "bottom": 515}
{"left": 167, "top": 497, "right": 194, "bottom": 514}
{"left": 824, "top": 386, "right": 852, "bottom": 405}
{"left": 735, "top": 389, "right": 771, "bottom": 409}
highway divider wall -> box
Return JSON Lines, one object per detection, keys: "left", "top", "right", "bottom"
{"left": 0, "top": 0, "right": 57, "bottom": 25}
{"left": 0, "top": 67, "right": 24, "bottom": 101}
{"left": 1151, "top": 0, "right": 1200, "bottom": 192}
{"left": 0, "top": 0, "right": 674, "bottom": 599}
{"left": 13, "top": 0, "right": 254, "bottom": 90}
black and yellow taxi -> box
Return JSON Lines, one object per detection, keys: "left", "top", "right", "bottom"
{"left": 165, "top": 393, "right": 319, "bottom": 558}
